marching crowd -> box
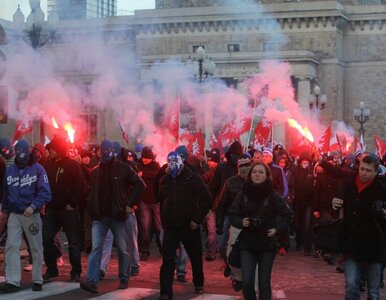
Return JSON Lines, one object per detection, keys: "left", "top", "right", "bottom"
{"left": 0, "top": 135, "right": 385, "bottom": 300}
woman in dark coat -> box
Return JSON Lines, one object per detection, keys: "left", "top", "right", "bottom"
{"left": 229, "top": 162, "right": 293, "bottom": 300}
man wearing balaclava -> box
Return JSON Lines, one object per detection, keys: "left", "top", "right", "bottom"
{"left": 42, "top": 136, "right": 86, "bottom": 283}
{"left": 0, "top": 138, "right": 15, "bottom": 167}
{"left": 158, "top": 151, "right": 212, "bottom": 300}
{"left": 0, "top": 140, "right": 51, "bottom": 293}
{"left": 80, "top": 139, "right": 145, "bottom": 294}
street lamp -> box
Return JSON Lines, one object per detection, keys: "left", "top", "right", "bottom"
{"left": 308, "top": 84, "right": 327, "bottom": 110}
{"left": 13, "top": 0, "right": 59, "bottom": 49}
{"left": 354, "top": 100, "right": 370, "bottom": 140}
{"left": 188, "top": 46, "right": 216, "bottom": 82}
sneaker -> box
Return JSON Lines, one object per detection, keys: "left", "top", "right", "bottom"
{"left": 176, "top": 274, "right": 187, "bottom": 282}
{"left": 223, "top": 264, "right": 231, "bottom": 277}
{"left": 232, "top": 279, "right": 242, "bottom": 292}
{"left": 278, "top": 247, "right": 286, "bottom": 256}
{"left": 57, "top": 257, "right": 64, "bottom": 267}
{"left": 79, "top": 281, "right": 98, "bottom": 294}
{"left": 130, "top": 269, "right": 139, "bottom": 277}
{"left": 194, "top": 286, "right": 204, "bottom": 294}
{"left": 23, "top": 264, "right": 33, "bottom": 272}
{"left": 43, "top": 272, "right": 58, "bottom": 283}
{"left": 118, "top": 279, "right": 128, "bottom": 289}
{"left": 70, "top": 273, "right": 80, "bottom": 283}
{"left": 0, "top": 283, "right": 21, "bottom": 293}
{"left": 139, "top": 253, "right": 149, "bottom": 261}
{"left": 32, "top": 283, "right": 42, "bottom": 291}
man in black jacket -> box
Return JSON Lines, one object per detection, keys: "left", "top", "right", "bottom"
{"left": 331, "top": 154, "right": 386, "bottom": 300}
{"left": 80, "top": 139, "right": 145, "bottom": 293}
{"left": 158, "top": 151, "right": 212, "bottom": 300}
{"left": 42, "top": 136, "right": 86, "bottom": 282}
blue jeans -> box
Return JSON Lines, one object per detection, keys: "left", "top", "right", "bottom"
{"left": 345, "top": 258, "right": 383, "bottom": 300}
{"left": 100, "top": 213, "right": 140, "bottom": 274}
{"left": 218, "top": 216, "right": 231, "bottom": 261}
{"left": 85, "top": 217, "right": 129, "bottom": 285}
{"left": 240, "top": 250, "right": 276, "bottom": 300}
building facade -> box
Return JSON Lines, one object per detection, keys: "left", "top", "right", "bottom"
{"left": 0, "top": 0, "right": 385, "bottom": 149}
{"left": 47, "top": 0, "right": 117, "bottom": 20}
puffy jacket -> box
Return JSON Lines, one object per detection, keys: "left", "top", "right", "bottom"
{"left": 87, "top": 159, "right": 145, "bottom": 220}
{"left": 159, "top": 166, "right": 212, "bottom": 229}
{"left": 2, "top": 162, "right": 51, "bottom": 214}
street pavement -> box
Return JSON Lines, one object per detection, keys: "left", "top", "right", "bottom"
{"left": 0, "top": 242, "right": 386, "bottom": 299}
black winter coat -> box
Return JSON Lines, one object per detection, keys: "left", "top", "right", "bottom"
{"left": 159, "top": 166, "right": 212, "bottom": 229}
{"left": 137, "top": 160, "right": 161, "bottom": 204}
{"left": 292, "top": 165, "right": 314, "bottom": 206}
{"left": 209, "top": 161, "right": 238, "bottom": 211}
{"left": 216, "top": 175, "right": 244, "bottom": 230}
{"left": 313, "top": 172, "right": 338, "bottom": 212}
{"left": 339, "top": 175, "right": 386, "bottom": 263}
{"left": 229, "top": 181, "right": 293, "bottom": 253}
{"left": 44, "top": 157, "right": 86, "bottom": 210}
{"left": 87, "top": 159, "right": 145, "bottom": 220}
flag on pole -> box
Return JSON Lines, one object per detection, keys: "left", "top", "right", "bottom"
{"left": 253, "top": 117, "right": 272, "bottom": 149}
{"left": 164, "top": 97, "right": 180, "bottom": 143}
{"left": 336, "top": 133, "right": 348, "bottom": 155}
{"left": 208, "top": 130, "right": 219, "bottom": 149}
{"left": 188, "top": 129, "right": 205, "bottom": 158}
{"left": 118, "top": 121, "right": 129, "bottom": 144}
{"left": 11, "top": 119, "right": 33, "bottom": 145}
{"left": 231, "top": 115, "right": 252, "bottom": 140}
{"left": 374, "top": 135, "right": 386, "bottom": 158}
{"left": 316, "top": 126, "right": 331, "bottom": 154}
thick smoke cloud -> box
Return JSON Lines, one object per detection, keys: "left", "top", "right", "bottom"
{"left": 1, "top": 1, "right": 355, "bottom": 161}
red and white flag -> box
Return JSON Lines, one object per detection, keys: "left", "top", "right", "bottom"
{"left": 188, "top": 130, "right": 205, "bottom": 158}
{"left": 336, "top": 133, "right": 348, "bottom": 155}
{"left": 12, "top": 119, "right": 33, "bottom": 145}
{"left": 208, "top": 130, "right": 219, "bottom": 149}
{"left": 316, "top": 126, "right": 331, "bottom": 154}
{"left": 231, "top": 115, "right": 252, "bottom": 139}
{"left": 164, "top": 98, "right": 180, "bottom": 142}
{"left": 374, "top": 135, "right": 386, "bottom": 158}
{"left": 253, "top": 117, "right": 272, "bottom": 149}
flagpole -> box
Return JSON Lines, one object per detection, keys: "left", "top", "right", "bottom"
{"left": 177, "top": 91, "right": 181, "bottom": 146}
{"left": 245, "top": 100, "right": 257, "bottom": 152}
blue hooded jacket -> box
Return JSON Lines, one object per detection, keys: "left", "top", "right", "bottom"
{"left": 2, "top": 158, "right": 52, "bottom": 214}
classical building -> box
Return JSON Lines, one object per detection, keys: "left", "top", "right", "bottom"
{"left": 0, "top": 0, "right": 385, "bottom": 150}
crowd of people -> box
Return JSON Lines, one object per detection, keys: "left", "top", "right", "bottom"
{"left": 0, "top": 135, "right": 385, "bottom": 300}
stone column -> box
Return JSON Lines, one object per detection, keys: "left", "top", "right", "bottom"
{"left": 296, "top": 76, "right": 312, "bottom": 108}
{"left": 273, "top": 123, "right": 286, "bottom": 147}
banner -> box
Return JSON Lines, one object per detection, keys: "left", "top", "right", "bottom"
{"left": 374, "top": 135, "right": 386, "bottom": 158}
{"left": 253, "top": 117, "right": 272, "bottom": 149}
{"left": 11, "top": 119, "right": 33, "bottom": 145}
{"left": 316, "top": 126, "right": 331, "bottom": 154}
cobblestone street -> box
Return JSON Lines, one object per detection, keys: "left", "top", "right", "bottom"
{"left": 1, "top": 241, "right": 385, "bottom": 299}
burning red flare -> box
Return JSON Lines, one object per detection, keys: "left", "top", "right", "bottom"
{"left": 51, "top": 117, "right": 59, "bottom": 129}
{"left": 63, "top": 122, "right": 75, "bottom": 143}
{"left": 287, "top": 118, "right": 315, "bottom": 143}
